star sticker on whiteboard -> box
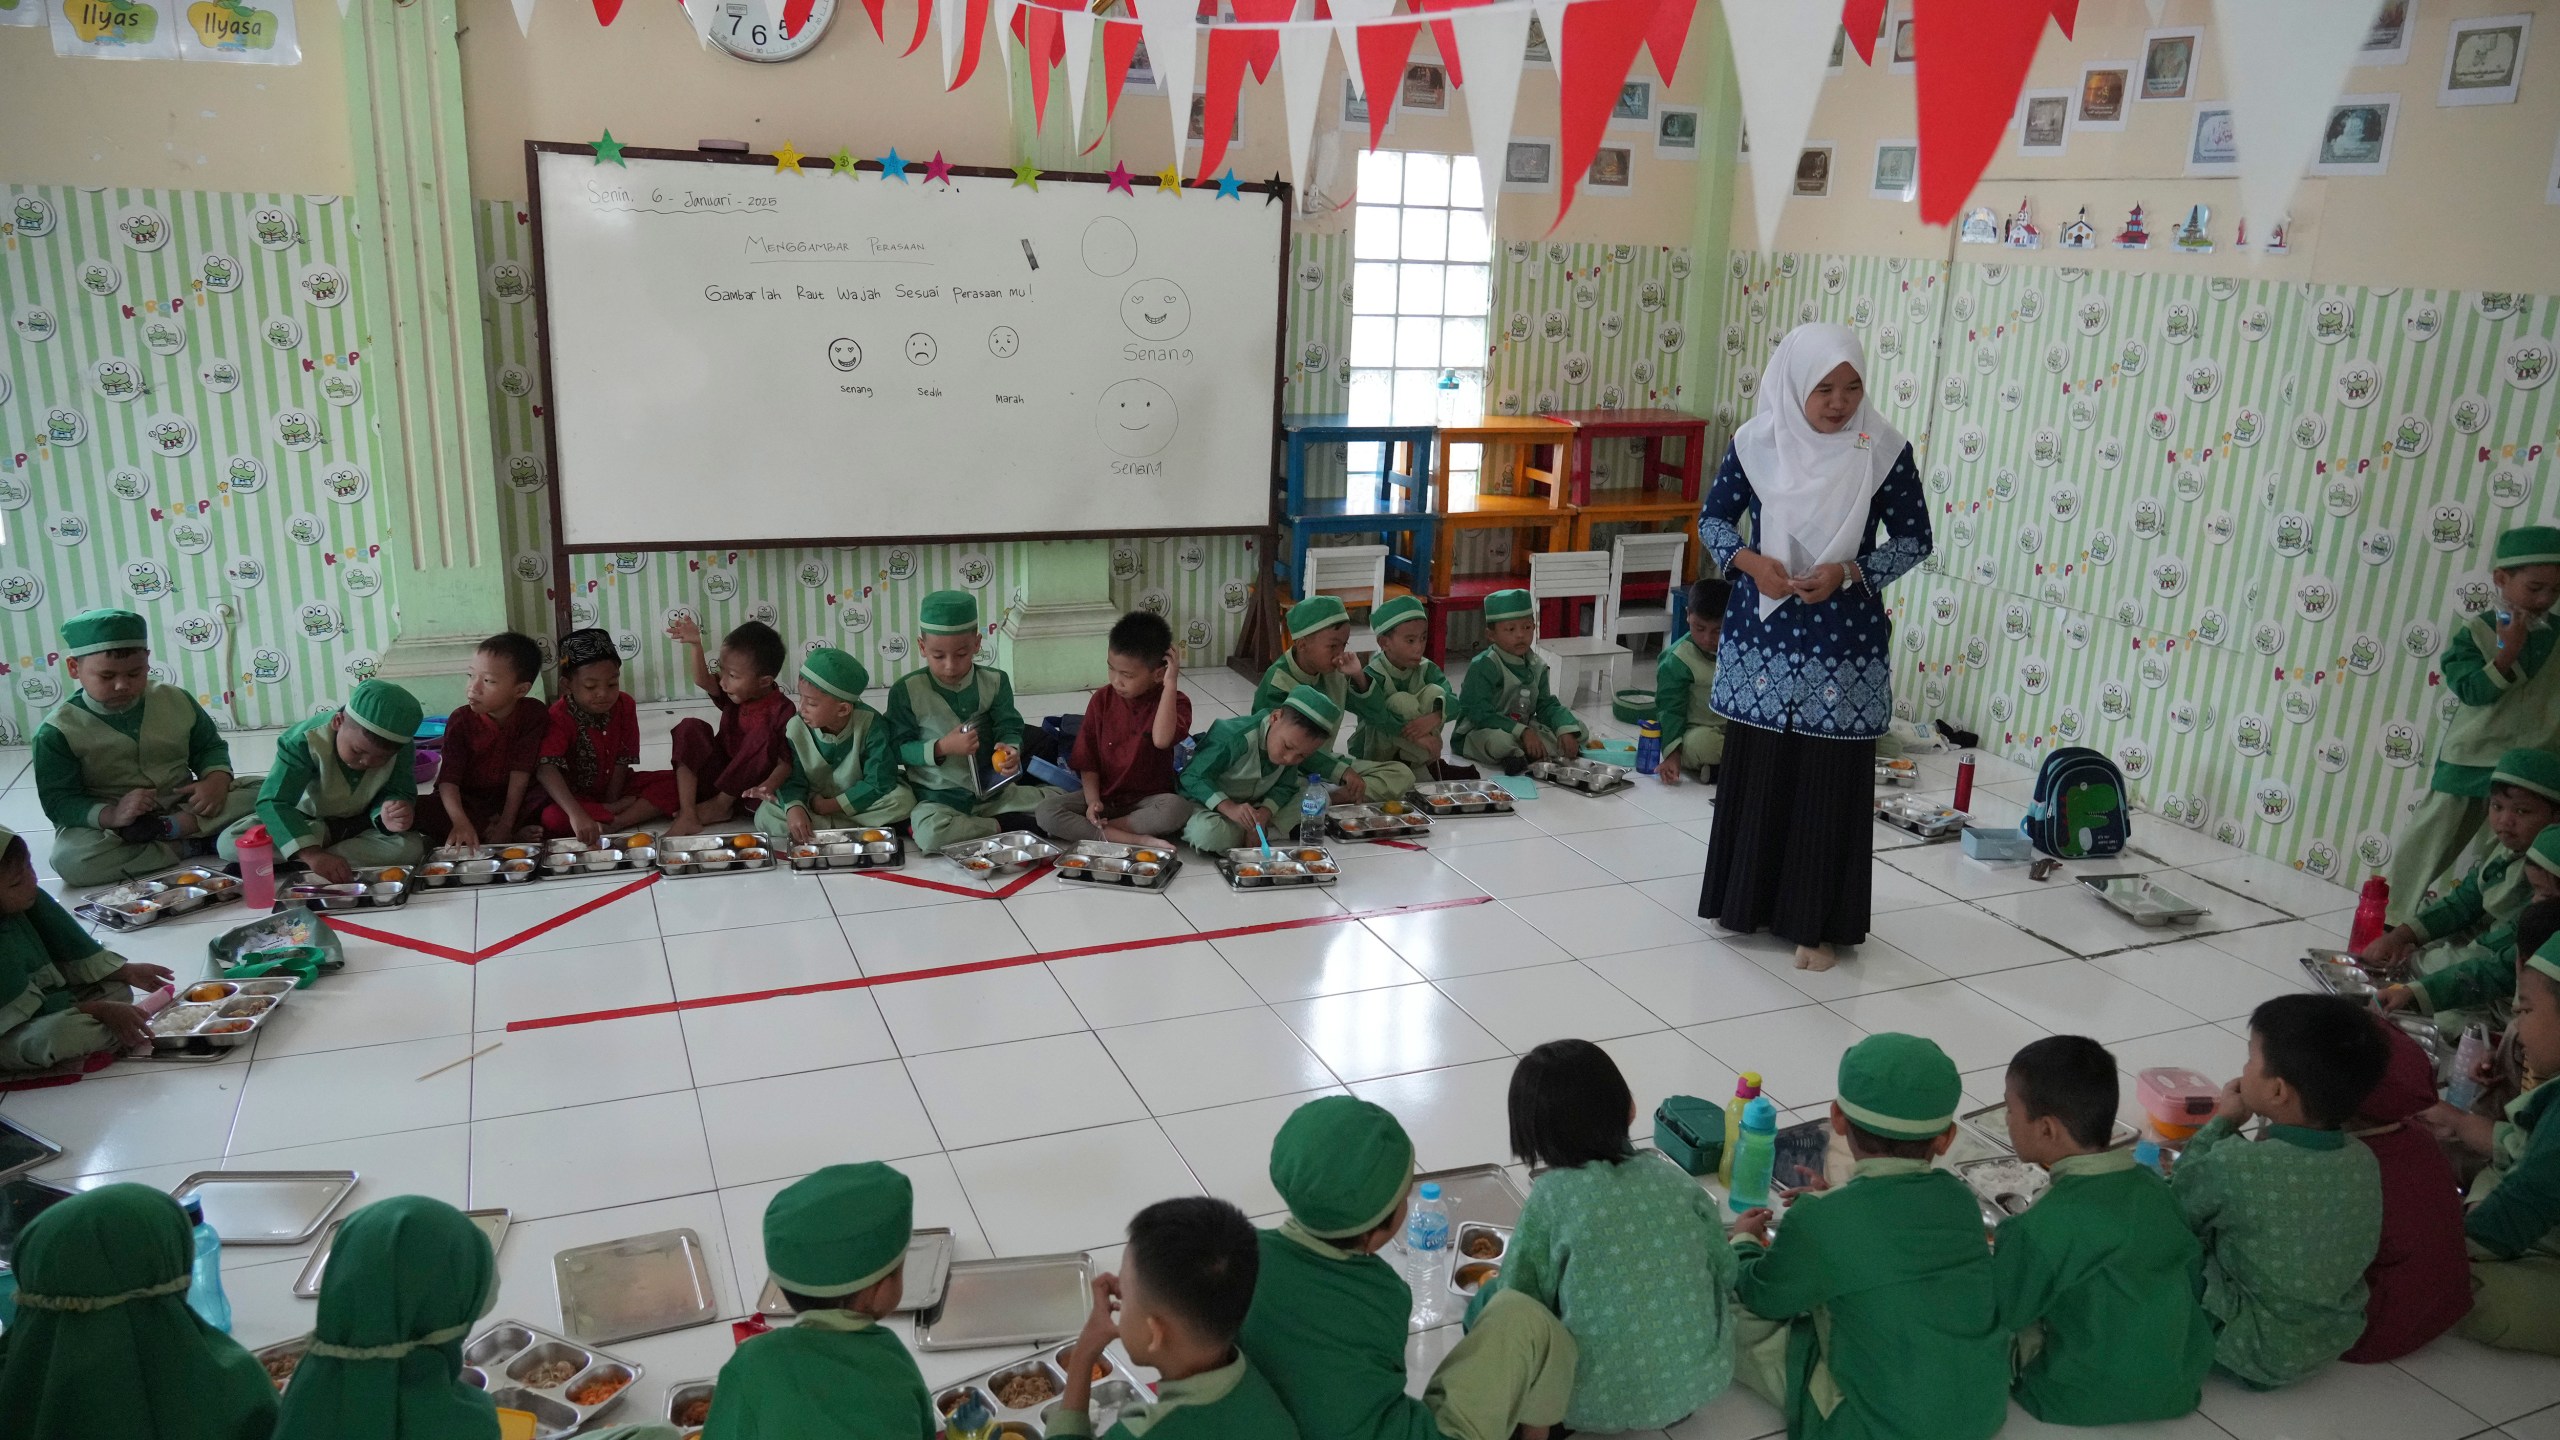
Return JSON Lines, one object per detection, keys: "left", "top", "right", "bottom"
{"left": 877, "top": 148, "right": 911, "bottom": 182}
{"left": 1266, "top": 172, "right": 1286, "bottom": 206}
{"left": 1011, "top": 161, "right": 1041, "bottom": 191}
{"left": 924, "top": 151, "right": 954, "bottom": 186}
{"left": 590, "top": 129, "right": 627, "bottom": 166}
{"left": 772, "top": 142, "right": 808, "bottom": 174}
{"left": 1212, "top": 168, "right": 1243, "bottom": 200}
{"left": 1155, "top": 165, "right": 1184, "bottom": 196}
{"left": 831, "top": 148, "right": 859, "bottom": 177}
{"left": 1106, "top": 162, "right": 1136, "bottom": 195}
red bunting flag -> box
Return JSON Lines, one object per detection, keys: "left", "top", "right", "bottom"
{"left": 1643, "top": 0, "right": 1694, "bottom": 83}
{"left": 902, "top": 0, "right": 933, "bottom": 55}
{"left": 1554, "top": 0, "right": 1659, "bottom": 228}
{"left": 949, "top": 0, "right": 992, "bottom": 88}
{"left": 1356, "top": 18, "right": 1423, "bottom": 151}
{"left": 1234, "top": 0, "right": 1291, "bottom": 90}
{"left": 1912, "top": 0, "right": 2047, "bottom": 225}
{"left": 858, "top": 0, "right": 887, "bottom": 40}
{"left": 783, "top": 0, "right": 816, "bottom": 38}
{"left": 1026, "top": 4, "right": 1062, "bottom": 128}
{"left": 2048, "top": 0, "right": 2077, "bottom": 38}
{"left": 1091, "top": 17, "right": 1145, "bottom": 148}
{"left": 594, "top": 0, "right": 622, "bottom": 23}
{"left": 1841, "top": 0, "right": 1886, "bottom": 63}
{"left": 1197, "top": 25, "right": 1251, "bottom": 178}
{"left": 1413, "top": 0, "right": 1469, "bottom": 87}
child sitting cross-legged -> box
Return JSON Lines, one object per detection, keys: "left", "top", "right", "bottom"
{"left": 422, "top": 630, "right": 549, "bottom": 849}
{"left": 2365, "top": 748, "right": 2560, "bottom": 1000}
{"left": 1993, "top": 1035, "right": 2214, "bottom": 1424}
{"left": 1050, "top": 1197, "right": 1301, "bottom": 1440}
{"left": 2425, "top": 932, "right": 2560, "bottom": 1357}
{"left": 2382, "top": 827, "right": 2560, "bottom": 1041}
{"left": 1254, "top": 595, "right": 1411, "bottom": 803}
{"left": 534, "top": 628, "right": 676, "bottom": 844}
{"left": 885, "top": 590, "right": 1056, "bottom": 851}
{"left": 751, "top": 646, "right": 914, "bottom": 844}
{"left": 1176, "top": 687, "right": 1331, "bottom": 855}
{"left": 665, "top": 615, "right": 797, "bottom": 839}
{"left": 1728, "top": 1032, "right": 2008, "bottom": 1440}
{"left": 1453, "top": 589, "right": 1586, "bottom": 774}
{"left": 1344, "top": 595, "right": 1451, "bottom": 779}
{"left": 2173, "top": 994, "right": 2391, "bottom": 1389}
{"left": 0, "top": 826, "right": 175, "bottom": 1073}
{"left": 2343, "top": 1013, "right": 2475, "bottom": 1363}
{"left": 1033, "top": 611, "right": 1196, "bottom": 847}
{"left": 1654, "top": 578, "right": 1731, "bottom": 787}
{"left": 218, "top": 680, "right": 428, "bottom": 883}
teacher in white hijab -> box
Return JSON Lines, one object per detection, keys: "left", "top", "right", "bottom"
{"left": 1693, "top": 323, "right": 1932, "bottom": 971}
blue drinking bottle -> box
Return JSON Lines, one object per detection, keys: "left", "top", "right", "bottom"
{"left": 1635, "top": 718, "right": 1662, "bottom": 775}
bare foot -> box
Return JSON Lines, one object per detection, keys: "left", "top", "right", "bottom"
{"left": 1793, "top": 943, "right": 1838, "bottom": 972}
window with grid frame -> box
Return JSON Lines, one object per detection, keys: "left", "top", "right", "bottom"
{"left": 1347, "top": 150, "right": 1492, "bottom": 495}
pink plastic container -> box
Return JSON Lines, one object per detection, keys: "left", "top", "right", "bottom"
{"left": 2137, "top": 1066, "right": 2220, "bottom": 1140}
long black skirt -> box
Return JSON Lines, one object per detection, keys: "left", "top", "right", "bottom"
{"left": 1698, "top": 721, "right": 1875, "bottom": 947}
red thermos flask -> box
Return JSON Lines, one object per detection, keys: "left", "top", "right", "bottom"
{"left": 1952, "top": 753, "right": 1976, "bottom": 812}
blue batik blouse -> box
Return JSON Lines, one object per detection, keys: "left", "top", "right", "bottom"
{"left": 1696, "top": 440, "right": 1932, "bottom": 740}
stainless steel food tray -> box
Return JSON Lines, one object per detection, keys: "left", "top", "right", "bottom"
{"left": 657, "top": 832, "right": 780, "bottom": 878}
{"left": 1446, "top": 1221, "right": 1512, "bottom": 1299}
{"left": 1874, "top": 759, "right": 1922, "bottom": 787}
{"left": 148, "top": 976, "right": 297, "bottom": 1053}
{"left": 1219, "top": 845, "right": 1340, "bottom": 889}
{"left": 1525, "top": 759, "right": 1634, "bottom": 795}
{"left": 2301, "top": 951, "right": 2381, "bottom": 1000}
{"left": 1327, "top": 802, "right": 1434, "bottom": 841}
{"left": 552, "top": 1227, "right": 721, "bottom": 1345}
{"left": 915, "top": 1250, "right": 1095, "bottom": 1351}
{"left": 297, "top": 1206, "right": 509, "bottom": 1298}
{"left": 785, "top": 826, "right": 905, "bottom": 872}
{"left": 664, "top": 1376, "right": 717, "bottom": 1437}
{"left": 540, "top": 831, "right": 663, "bottom": 876}
{"left": 463, "top": 1318, "right": 642, "bottom": 1438}
{"left": 929, "top": 1339, "right": 1156, "bottom": 1435}
{"left": 942, "top": 831, "right": 1061, "bottom": 876}
{"left": 251, "top": 1333, "right": 313, "bottom": 1394}
{"left": 1055, "top": 841, "right": 1181, "bottom": 889}
{"left": 1408, "top": 780, "right": 1515, "bottom": 815}
{"left": 1955, "top": 1156, "right": 2049, "bottom": 1226}
{"left": 2080, "top": 873, "right": 2211, "bottom": 926}
{"left": 1876, "top": 794, "right": 1966, "bottom": 840}
{"left": 1413, "top": 1163, "right": 1528, "bottom": 1229}
{"left": 169, "top": 1169, "right": 356, "bottom": 1245}
{"left": 1956, "top": 1100, "right": 2140, "bottom": 1155}
{"left": 756, "top": 1227, "right": 955, "bottom": 1318}
{"left": 0, "top": 1115, "right": 63, "bottom": 1186}
{"left": 282, "top": 878, "right": 412, "bottom": 911}
{"left": 418, "top": 847, "right": 543, "bottom": 885}
{"left": 77, "top": 865, "right": 245, "bottom": 930}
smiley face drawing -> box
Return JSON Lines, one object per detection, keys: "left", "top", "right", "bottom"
{"left": 826, "top": 338, "right": 863, "bottom": 372}
{"left": 1082, "top": 216, "right": 1138, "bottom": 277}
{"left": 904, "top": 333, "right": 937, "bottom": 365}
{"left": 988, "top": 326, "right": 1020, "bottom": 358}
{"left": 1097, "top": 379, "right": 1179, "bottom": 458}
{"left": 1121, "top": 278, "right": 1192, "bottom": 342}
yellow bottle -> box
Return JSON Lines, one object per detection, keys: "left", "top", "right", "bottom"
{"left": 1719, "top": 1071, "right": 1764, "bottom": 1185}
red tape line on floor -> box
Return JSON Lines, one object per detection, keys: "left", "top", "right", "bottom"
{"left": 504, "top": 894, "right": 1493, "bottom": 1033}
{"left": 855, "top": 861, "right": 1054, "bottom": 900}
{"left": 326, "top": 869, "right": 663, "bottom": 966}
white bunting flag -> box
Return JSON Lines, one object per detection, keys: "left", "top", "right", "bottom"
{"left": 1451, "top": 2, "right": 1533, "bottom": 218}
{"left": 511, "top": 0, "right": 538, "bottom": 36}
{"left": 1278, "top": 7, "right": 1337, "bottom": 201}
{"left": 1137, "top": 0, "right": 1201, "bottom": 163}
{"left": 1532, "top": 0, "right": 1569, "bottom": 73}
{"left": 1718, "top": 0, "right": 1840, "bottom": 251}
{"left": 2210, "top": 0, "right": 2381, "bottom": 234}
{"left": 1062, "top": 7, "right": 1097, "bottom": 142}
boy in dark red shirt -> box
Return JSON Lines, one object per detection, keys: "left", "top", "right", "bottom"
{"left": 1034, "top": 612, "right": 1195, "bottom": 846}
{"left": 2344, "top": 1012, "right": 2475, "bottom": 1362}
{"left": 535, "top": 628, "right": 677, "bottom": 842}
{"left": 424, "top": 632, "right": 551, "bottom": 848}
{"left": 664, "top": 616, "right": 796, "bottom": 838}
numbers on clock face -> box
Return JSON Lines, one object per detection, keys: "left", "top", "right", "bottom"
{"left": 710, "top": 0, "right": 833, "bottom": 61}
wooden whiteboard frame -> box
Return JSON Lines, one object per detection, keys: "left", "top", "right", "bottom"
{"left": 523, "top": 140, "right": 1292, "bottom": 640}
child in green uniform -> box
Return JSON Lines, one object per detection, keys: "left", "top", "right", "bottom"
{"left": 0, "top": 826, "right": 174, "bottom": 1072}
{"left": 2383, "top": 827, "right": 2560, "bottom": 1036}
{"left": 2430, "top": 937, "right": 2560, "bottom": 1355}
{"left": 1653, "top": 578, "right": 1730, "bottom": 786}
{"left": 2173, "top": 994, "right": 2390, "bottom": 1388}
{"left": 1239, "top": 1096, "right": 1578, "bottom": 1440}
{"left": 271, "top": 1196, "right": 509, "bottom": 1440}
{"left": 1051, "top": 1197, "right": 1302, "bottom": 1440}
{"left": 2386, "top": 526, "right": 2560, "bottom": 924}
{"left": 709, "top": 1164, "right": 936, "bottom": 1440}
{"left": 1453, "top": 589, "right": 1586, "bottom": 772}
{"left": 2365, "top": 748, "right": 2560, "bottom": 987}
{"left": 1346, "top": 595, "right": 1450, "bottom": 777}
{"left": 1474, "top": 1040, "right": 1739, "bottom": 1433}
{"left": 1993, "top": 1036, "right": 2213, "bottom": 1425}
{"left": 1728, "top": 1033, "right": 2007, "bottom": 1440}
{"left": 1176, "top": 688, "right": 1332, "bottom": 854}
{"left": 883, "top": 590, "right": 1055, "bottom": 851}
{"left": 751, "top": 647, "right": 914, "bottom": 843}
{"left": 33, "top": 608, "right": 255, "bottom": 886}
{"left": 1254, "top": 595, "right": 1411, "bottom": 803}
{"left": 217, "top": 679, "right": 427, "bottom": 884}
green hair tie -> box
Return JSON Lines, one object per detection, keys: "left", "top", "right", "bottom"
{"left": 12, "top": 1273, "right": 192, "bottom": 1312}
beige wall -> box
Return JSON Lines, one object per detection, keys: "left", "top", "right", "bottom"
{"left": 0, "top": 2, "right": 354, "bottom": 193}
{"left": 1734, "top": 0, "right": 2560, "bottom": 292}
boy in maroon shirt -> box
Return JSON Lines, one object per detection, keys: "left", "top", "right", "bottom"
{"left": 665, "top": 615, "right": 797, "bottom": 838}
{"left": 1034, "top": 612, "right": 1195, "bottom": 846}
{"left": 423, "top": 632, "right": 550, "bottom": 848}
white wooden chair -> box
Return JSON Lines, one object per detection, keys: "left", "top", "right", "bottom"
{"left": 1608, "top": 532, "right": 1689, "bottom": 654}
{"left": 1526, "top": 550, "right": 1631, "bottom": 706}
{"left": 1302, "top": 543, "right": 1389, "bottom": 655}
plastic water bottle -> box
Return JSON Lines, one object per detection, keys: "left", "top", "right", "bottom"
{"left": 2133, "top": 1137, "right": 2164, "bottom": 1175}
{"left": 1719, "top": 1072, "right": 1763, "bottom": 1184}
{"left": 1953, "top": 753, "right": 1977, "bottom": 812}
{"left": 1300, "top": 773, "right": 1330, "bottom": 847}
{"left": 183, "top": 1197, "right": 232, "bottom": 1334}
{"left": 1400, "top": 1181, "right": 1453, "bottom": 1326}
{"left": 236, "top": 823, "right": 276, "bottom": 912}
{"left": 2348, "top": 876, "right": 2392, "bottom": 957}
{"left": 1635, "top": 718, "right": 1663, "bottom": 776}
{"left": 2448, "top": 1023, "right": 2493, "bottom": 1111}
{"left": 1436, "top": 367, "right": 1462, "bottom": 424}
{"left": 1727, "top": 1096, "right": 1779, "bottom": 1215}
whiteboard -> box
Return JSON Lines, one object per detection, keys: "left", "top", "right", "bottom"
{"left": 528, "top": 146, "right": 1288, "bottom": 549}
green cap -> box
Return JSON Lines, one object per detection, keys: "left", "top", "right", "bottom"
{"left": 2494, "top": 525, "right": 2560, "bottom": 569}
{"left": 1280, "top": 683, "right": 1342, "bottom": 732}
{"left": 765, "top": 1163, "right": 913, "bottom": 1297}
{"left": 799, "top": 647, "right": 870, "bottom": 702}
{"left": 1286, "top": 595, "right": 1352, "bottom": 641}
{"left": 2493, "top": 748, "right": 2560, "bottom": 804}
{"left": 1834, "top": 1032, "right": 1962, "bottom": 1140}
{"left": 1482, "top": 588, "right": 1535, "bottom": 624}
{"left": 1269, "top": 1096, "right": 1414, "bottom": 1238}
{"left": 342, "top": 680, "right": 423, "bottom": 743}
{"left": 2528, "top": 826, "right": 2560, "bottom": 879}
{"left": 1370, "top": 595, "right": 1428, "bottom": 636}
{"left": 61, "top": 608, "right": 148, "bottom": 658}
{"left": 919, "top": 590, "right": 979, "bottom": 636}
{"left": 2527, "top": 932, "right": 2560, "bottom": 990}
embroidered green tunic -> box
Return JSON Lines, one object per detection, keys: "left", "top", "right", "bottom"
{"left": 251, "top": 713, "right": 414, "bottom": 859}
{"left": 1452, "top": 647, "right": 1583, "bottom": 749}
{"left": 0, "top": 879, "right": 127, "bottom": 1036}
{"left": 1241, "top": 1225, "right": 1445, "bottom": 1440}
{"left": 1993, "top": 1148, "right": 2214, "bottom": 1425}
{"left": 1044, "top": 1351, "right": 1301, "bottom": 1440}
{"left": 883, "top": 666, "right": 1024, "bottom": 809}
{"left": 1732, "top": 1158, "right": 2008, "bottom": 1440}
{"left": 1483, "top": 1152, "right": 1738, "bottom": 1433}
{"left": 1652, "top": 637, "right": 1727, "bottom": 768}
{"left": 2172, "top": 1118, "right": 2383, "bottom": 1388}
{"left": 2468, "top": 1083, "right": 2560, "bottom": 1259}
{"left": 2433, "top": 613, "right": 2560, "bottom": 796}
{"left": 776, "top": 708, "right": 903, "bottom": 817}
{"left": 2409, "top": 840, "right": 2538, "bottom": 946}
{"left": 1348, "top": 653, "right": 1452, "bottom": 768}
{"left": 2414, "top": 910, "right": 2530, "bottom": 1022}
{"left": 1253, "top": 652, "right": 1389, "bottom": 781}
{"left": 33, "top": 685, "right": 232, "bottom": 830}
{"left": 704, "top": 1309, "right": 936, "bottom": 1440}
{"left": 1178, "top": 713, "right": 1308, "bottom": 817}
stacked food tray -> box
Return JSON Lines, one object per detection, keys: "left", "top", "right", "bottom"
{"left": 1219, "top": 845, "right": 1340, "bottom": 889}
{"left": 1953, "top": 1155, "right": 2051, "bottom": 1226}
{"left": 419, "top": 844, "right": 544, "bottom": 886}
{"left": 539, "top": 831, "right": 661, "bottom": 876}
{"left": 1328, "top": 802, "right": 1433, "bottom": 842}
{"left": 460, "top": 1320, "right": 643, "bottom": 1437}
{"left": 657, "top": 833, "right": 778, "bottom": 877}
{"left": 1956, "top": 1100, "right": 2140, "bottom": 1156}
{"left": 756, "top": 1228, "right": 955, "bottom": 1318}
{"left": 1408, "top": 780, "right": 1516, "bottom": 816}
{"left": 77, "top": 865, "right": 244, "bottom": 930}
{"left": 925, "top": 1343, "right": 1157, "bottom": 1438}
{"left": 148, "top": 977, "right": 296, "bottom": 1055}
{"left": 1446, "top": 1222, "right": 1511, "bottom": 1300}
{"left": 943, "top": 831, "right": 1061, "bottom": 876}
{"left": 1525, "top": 759, "right": 1635, "bottom": 796}
{"left": 281, "top": 869, "right": 411, "bottom": 911}
{"left": 917, "top": 1251, "right": 1096, "bottom": 1351}
{"left": 2078, "top": 873, "right": 2212, "bottom": 927}
{"left": 1055, "top": 841, "right": 1180, "bottom": 889}
{"left": 664, "top": 1378, "right": 717, "bottom": 1438}
{"left": 2301, "top": 950, "right": 2381, "bottom": 1001}
{"left": 1875, "top": 795, "right": 1966, "bottom": 840}
{"left": 1874, "top": 757, "right": 1922, "bottom": 787}
{"left": 785, "top": 827, "right": 904, "bottom": 872}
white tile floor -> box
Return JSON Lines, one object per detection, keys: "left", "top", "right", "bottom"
{"left": 9, "top": 679, "right": 2558, "bottom": 1438}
